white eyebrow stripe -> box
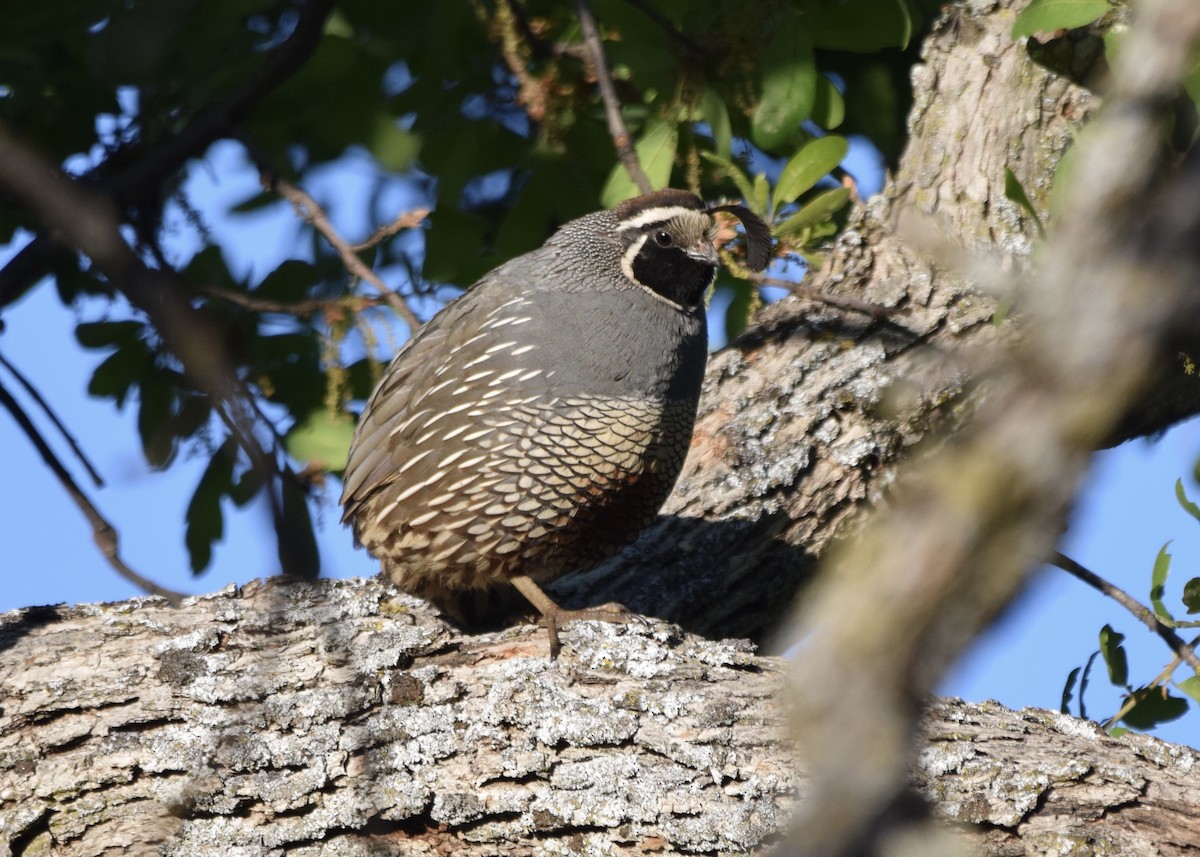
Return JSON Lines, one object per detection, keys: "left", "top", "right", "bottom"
{"left": 616, "top": 206, "right": 702, "bottom": 230}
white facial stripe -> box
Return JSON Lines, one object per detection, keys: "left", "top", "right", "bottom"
{"left": 616, "top": 205, "right": 705, "bottom": 231}
{"left": 620, "top": 234, "right": 686, "bottom": 311}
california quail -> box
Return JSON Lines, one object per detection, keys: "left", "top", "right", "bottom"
{"left": 341, "top": 189, "right": 771, "bottom": 657}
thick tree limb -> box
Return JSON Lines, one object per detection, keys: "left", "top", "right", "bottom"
{"left": 2, "top": 580, "right": 1197, "bottom": 856}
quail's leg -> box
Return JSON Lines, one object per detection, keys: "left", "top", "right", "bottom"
{"left": 510, "top": 575, "right": 640, "bottom": 660}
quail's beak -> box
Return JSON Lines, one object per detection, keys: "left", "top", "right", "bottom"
{"left": 688, "top": 240, "right": 720, "bottom": 268}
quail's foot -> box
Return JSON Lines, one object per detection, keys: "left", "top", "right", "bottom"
{"left": 511, "top": 575, "right": 643, "bottom": 660}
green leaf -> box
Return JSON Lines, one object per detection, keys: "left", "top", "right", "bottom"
{"left": 369, "top": 114, "right": 421, "bottom": 172}
{"left": 701, "top": 89, "right": 732, "bottom": 158}
{"left": 87, "top": 346, "right": 150, "bottom": 408}
{"left": 184, "top": 439, "right": 236, "bottom": 573}
{"left": 773, "top": 187, "right": 852, "bottom": 239}
{"left": 255, "top": 260, "right": 321, "bottom": 304}
{"left": 1012, "top": 0, "right": 1110, "bottom": 39}
{"left": 137, "top": 373, "right": 176, "bottom": 470}
{"left": 1119, "top": 687, "right": 1189, "bottom": 730}
{"left": 1175, "top": 478, "right": 1200, "bottom": 523}
{"left": 1099, "top": 624, "right": 1128, "bottom": 687}
{"left": 1079, "top": 650, "right": 1099, "bottom": 720}
{"left": 805, "top": 0, "right": 917, "bottom": 52}
{"left": 1061, "top": 666, "right": 1080, "bottom": 714}
{"left": 1003, "top": 167, "right": 1046, "bottom": 238}
{"left": 700, "top": 151, "right": 756, "bottom": 204}
{"left": 285, "top": 411, "right": 357, "bottom": 472}
{"left": 1150, "top": 541, "right": 1175, "bottom": 623}
{"left": 752, "top": 173, "right": 771, "bottom": 221}
{"left": 1183, "top": 577, "right": 1200, "bottom": 615}
{"left": 277, "top": 478, "right": 320, "bottom": 579}
{"left": 1178, "top": 675, "right": 1200, "bottom": 705}
{"left": 811, "top": 76, "right": 845, "bottom": 131}
{"left": 775, "top": 136, "right": 849, "bottom": 207}
{"left": 722, "top": 278, "right": 757, "bottom": 344}
{"left": 600, "top": 117, "right": 678, "bottom": 208}
{"left": 75, "top": 320, "right": 146, "bottom": 350}
{"left": 751, "top": 17, "right": 816, "bottom": 151}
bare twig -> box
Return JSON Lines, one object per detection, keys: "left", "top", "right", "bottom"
{"left": 200, "top": 286, "right": 391, "bottom": 320}
{"left": 1052, "top": 552, "right": 1200, "bottom": 675}
{"left": 0, "top": 351, "right": 104, "bottom": 488}
{"left": 494, "top": 0, "right": 549, "bottom": 122}
{"left": 259, "top": 170, "right": 424, "bottom": 334}
{"left": 574, "top": 0, "right": 653, "bottom": 195}
{"left": 751, "top": 274, "right": 905, "bottom": 320}
{"left": 349, "top": 209, "right": 431, "bottom": 253}
{"left": 0, "top": 378, "right": 185, "bottom": 604}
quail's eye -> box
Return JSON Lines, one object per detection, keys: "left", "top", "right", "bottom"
{"left": 653, "top": 230, "right": 673, "bottom": 247}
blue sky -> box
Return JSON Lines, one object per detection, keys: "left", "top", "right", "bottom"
{"left": 2, "top": 140, "right": 1198, "bottom": 748}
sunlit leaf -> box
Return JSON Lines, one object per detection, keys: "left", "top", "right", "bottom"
{"left": 1178, "top": 675, "right": 1200, "bottom": 705}
{"left": 773, "top": 187, "right": 852, "bottom": 239}
{"left": 285, "top": 411, "right": 356, "bottom": 472}
{"left": 1012, "top": 0, "right": 1109, "bottom": 39}
{"left": 600, "top": 117, "right": 678, "bottom": 208}
{"left": 812, "top": 76, "right": 846, "bottom": 131}
{"left": 1150, "top": 541, "right": 1174, "bottom": 623}
{"left": 1175, "top": 478, "right": 1200, "bottom": 523}
{"left": 751, "top": 17, "right": 816, "bottom": 151}
{"left": 701, "top": 151, "right": 756, "bottom": 205}
{"left": 775, "top": 136, "right": 849, "bottom": 207}
{"left": 1004, "top": 167, "right": 1047, "bottom": 238}
{"left": 701, "top": 89, "right": 732, "bottom": 158}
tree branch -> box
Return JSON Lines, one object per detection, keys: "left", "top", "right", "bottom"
{"left": 0, "top": 378, "right": 183, "bottom": 603}
{"left": 574, "top": 0, "right": 653, "bottom": 194}
{"left": 0, "top": 0, "right": 335, "bottom": 311}
{"left": 0, "top": 352, "right": 104, "bottom": 488}
{"left": 0, "top": 120, "right": 312, "bottom": 578}
{"left": 246, "top": 155, "right": 425, "bottom": 334}
{"left": 784, "top": 2, "right": 1200, "bottom": 854}
{"left": 1053, "top": 551, "right": 1200, "bottom": 675}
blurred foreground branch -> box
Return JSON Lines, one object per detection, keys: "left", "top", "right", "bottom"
{"left": 784, "top": 1, "right": 1200, "bottom": 853}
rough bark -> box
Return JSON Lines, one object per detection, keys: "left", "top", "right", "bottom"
{"left": 551, "top": 0, "right": 1200, "bottom": 645}
{"left": 2, "top": 579, "right": 1199, "bottom": 856}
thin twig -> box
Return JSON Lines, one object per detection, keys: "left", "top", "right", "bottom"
{"left": 751, "top": 274, "right": 906, "bottom": 320}
{"left": 258, "top": 170, "right": 424, "bottom": 334}
{"left": 0, "top": 378, "right": 185, "bottom": 604}
{"left": 348, "top": 209, "right": 431, "bottom": 252}
{"left": 200, "top": 285, "right": 392, "bottom": 319}
{"left": 0, "top": 351, "right": 104, "bottom": 488}
{"left": 495, "top": 0, "right": 549, "bottom": 122}
{"left": 1052, "top": 552, "right": 1200, "bottom": 675}
{"left": 574, "top": 0, "right": 653, "bottom": 194}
